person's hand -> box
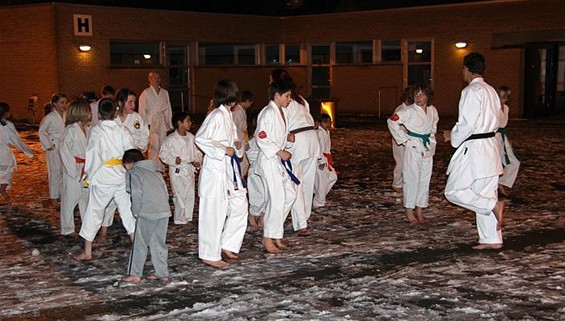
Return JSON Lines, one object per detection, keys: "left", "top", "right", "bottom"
{"left": 287, "top": 133, "right": 295, "bottom": 143}
{"left": 193, "top": 161, "right": 201, "bottom": 169}
{"left": 234, "top": 140, "right": 242, "bottom": 150}
{"left": 175, "top": 156, "right": 182, "bottom": 165}
{"left": 225, "top": 147, "right": 236, "bottom": 157}
{"left": 277, "top": 150, "right": 291, "bottom": 161}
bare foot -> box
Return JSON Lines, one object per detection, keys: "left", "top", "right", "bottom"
{"left": 415, "top": 208, "right": 426, "bottom": 224}
{"left": 493, "top": 200, "right": 505, "bottom": 230}
{"left": 122, "top": 275, "right": 142, "bottom": 283}
{"left": 222, "top": 249, "right": 239, "bottom": 259}
{"left": 202, "top": 259, "right": 230, "bottom": 268}
{"left": 248, "top": 214, "right": 259, "bottom": 231}
{"left": 472, "top": 243, "right": 503, "bottom": 250}
{"left": 405, "top": 209, "right": 417, "bottom": 224}
{"left": 262, "top": 238, "right": 281, "bottom": 254}
{"left": 73, "top": 252, "right": 92, "bottom": 261}
{"left": 296, "top": 228, "right": 308, "bottom": 236}
{"left": 498, "top": 184, "right": 509, "bottom": 197}
{"left": 274, "top": 239, "right": 288, "bottom": 250}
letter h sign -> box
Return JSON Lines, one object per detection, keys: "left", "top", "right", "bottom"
{"left": 74, "top": 14, "right": 93, "bottom": 36}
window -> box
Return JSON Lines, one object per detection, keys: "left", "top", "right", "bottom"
{"left": 265, "top": 43, "right": 301, "bottom": 65}
{"left": 311, "top": 44, "right": 331, "bottom": 98}
{"left": 335, "top": 41, "right": 373, "bottom": 64}
{"left": 266, "top": 44, "right": 280, "bottom": 64}
{"left": 110, "top": 41, "right": 160, "bottom": 66}
{"left": 199, "top": 43, "right": 256, "bottom": 65}
{"left": 407, "top": 41, "right": 432, "bottom": 85}
{"left": 381, "top": 40, "right": 401, "bottom": 62}
{"left": 285, "top": 44, "right": 301, "bottom": 64}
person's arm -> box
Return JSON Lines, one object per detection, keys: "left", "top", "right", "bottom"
{"left": 59, "top": 128, "right": 78, "bottom": 178}
{"left": 195, "top": 111, "right": 229, "bottom": 160}
{"left": 126, "top": 171, "right": 142, "bottom": 217}
{"left": 159, "top": 135, "right": 177, "bottom": 166}
{"left": 7, "top": 122, "right": 33, "bottom": 157}
{"left": 451, "top": 88, "right": 480, "bottom": 148}
{"left": 255, "top": 108, "right": 284, "bottom": 159}
{"left": 387, "top": 108, "right": 409, "bottom": 145}
{"left": 38, "top": 114, "right": 53, "bottom": 151}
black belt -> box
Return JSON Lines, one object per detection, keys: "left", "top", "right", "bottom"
{"left": 464, "top": 132, "right": 496, "bottom": 142}
{"left": 290, "top": 126, "right": 316, "bottom": 134}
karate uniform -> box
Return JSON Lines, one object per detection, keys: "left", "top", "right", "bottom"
{"left": 246, "top": 138, "right": 265, "bottom": 217}
{"left": 160, "top": 131, "right": 202, "bottom": 224}
{"left": 139, "top": 86, "right": 173, "bottom": 171}
{"left": 116, "top": 112, "right": 150, "bottom": 152}
{"left": 79, "top": 120, "right": 136, "bottom": 242}
{"left": 313, "top": 127, "right": 337, "bottom": 208}
{"left": 286, "top": 97, "right": 320, "bottom": 231}
{"left": 391, "top": 103, "right": 408, "bottom": 189}
{"left": 59, "top": 123, "right": 89, "bottom": 235}
{"left": 195, "top": 105, "right": 248, "bottom": 261}
{"left": 444, "top": 77, "right": 503, "bottom": 245}
{"left": 497, "top": 104, "right": 520, "bottom": 188}
{"left": 39, "top": 110, "right": 65, "bottom": 199}
{"left": 388, "top": 103, "right": 439, "bottom": 209}
{"left": 0, "top": 120, "right": 33, "bottom": 186}
{"left": 255, "top": 101, "right": 297, "bottom": 239}
{"left": 232, "top": 104, "right": 249, "bottom": 176}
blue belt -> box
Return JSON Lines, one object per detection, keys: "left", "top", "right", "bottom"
{"left": 231, "top": 155, "right": 247, "bottom": 190}
{"left": 281, "top": 159, "right": 301, "bottom": 185}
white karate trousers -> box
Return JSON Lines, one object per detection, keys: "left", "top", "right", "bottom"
{"left": 392, "top": 139, "right": 404, "bottom": 189}
{"left": 313, "top": 164, "right": 337, "bottom": 208}
{"left": 290, "top": 156, "right": 317, "bottom": 231}
{"left": 198, "top": 190, "right": 248, "bottom": 261}
{"left": 402, "top": 148, "right": 432, "bottom": 209}
{"left": 445, "top": 175, "right": 503, "bottom": 244}
{"left": 60, "top": 175, "right": 89, "bottom": 235}
{"left": 45, "top": 149, "right": 63, "bottom": 199}
{"left": 260, "top": 161, "right": 296, "bottom": 239}
{"left": 170, "top": 171, "right": 196, "bottom": 224}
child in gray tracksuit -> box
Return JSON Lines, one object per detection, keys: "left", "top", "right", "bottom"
{"left": 122, "top": 149, "right": 171, "bottom": 283}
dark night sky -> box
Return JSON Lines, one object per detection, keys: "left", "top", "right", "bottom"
{"left": 0, "top": 0, "right": 491, "bottom": 16}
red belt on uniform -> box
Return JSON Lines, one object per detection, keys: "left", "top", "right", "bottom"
{"left": 74, "top": 156, "right": 86, "bottom": 182}
{"left": 323, "top": 152, "right": 334, "bottom": 171}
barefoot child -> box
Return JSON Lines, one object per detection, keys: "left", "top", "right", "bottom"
{"left": 39, "top": 93, "right": 67, "bottom": 208}
{"left": 0, "top": 102, "right": 34, "bottom": 202}
{"left": 122, "top": 149, "right": 171, "bottom": 283}
{"left": 231, "top": 90, "right": 254, "bottom": 177}
{"left": 160, "top": 112, "right": 202, "bottom": 224}
{"left": 195, "top": 80, "right": 248, "bottom": 268}
{"left": 59, "top": 100, "right": 91, "bottom": 236}
{"left": 388, "top": 83, "right": 439, "bottom": 224}
{"left": 255, "top": 79, "right": 297, "bottom": 254}
{"left": 75, "top": 99, "right": 136, "bottom": 261}
{"left": 313, "top": 114, "right": 337, "bottom": 208}
{"left": 391, "top": 87, "right": 414, "bottom": 195}
{"left": 496, "top": 85, "right": 520, "bottom": 196}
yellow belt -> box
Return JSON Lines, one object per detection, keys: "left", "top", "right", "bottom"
{"left": 103, "top": 159, "right": 122, "bottom": 166}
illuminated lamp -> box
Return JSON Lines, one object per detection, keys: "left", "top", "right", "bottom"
{"left": 455, "top": 42, "right": 467, "bottom": 49}
{"left": 143, "top": 54, "right": 152, "bottom": 59}
{"left": 415, "top": 48, "right": 423, "bottom": 54}
{"left": 79, "top": 45, "right": 91, "bottom": 52}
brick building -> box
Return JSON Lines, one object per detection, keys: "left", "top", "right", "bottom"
{"left": 1, "top": 0, "right": 564, "bottom": 122}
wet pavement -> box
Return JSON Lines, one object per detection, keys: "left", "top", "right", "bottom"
{"left": 0, "top": 118, "right": 564, "bottom": 320}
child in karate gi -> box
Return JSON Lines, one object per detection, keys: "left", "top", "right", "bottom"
{"left": 255, "top": 79, "right": 297, "bottom": 254}
{"left": 496, "top": 86, "right": 520, "bottom": 197}
{"left": 246, "top": 137, "right": 265, "bottom": 230}
{"left": 231, "top": 90, "right": 254, "bottom": 178}
{"left": 39, "top": 93, "right": 67, "bottom": 208}
{"left": 0, "top": 102, "right": 34, "bottom": 202}
{"left": 388, "top": 83, "right": 439, "bottom": 224}
{"left": 160, "top": 112, "right": 202, "bottom": 224}
{"left": 122, "top": 149, "right": 171, "bottom": 284}
{"left": 313, "top": 114, "right": 338, "bottom": 208}
{"left": 195, "top": 80, "right": 248, "bottom": 268}
{"left": 75, "top": 99, "right": 136, "bottom": 261}
{"left": 59, "top": 100, "right": 91, "bottom": 236}
{"left": 391, "top": 87, "right": 414, "bottom": 195}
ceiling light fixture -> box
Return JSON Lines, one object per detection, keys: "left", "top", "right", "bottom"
{"left": 455, "top": 42, "right": 467, "bottom": 49}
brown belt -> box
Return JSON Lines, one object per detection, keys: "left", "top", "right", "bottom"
{"left": 290, "top": 126, "right": 316, "bottom": 134}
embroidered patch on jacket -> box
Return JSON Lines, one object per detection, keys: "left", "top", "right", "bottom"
{"left": 133, "top": 120, "right": 141, "bottom": 129}
{"left": 258, "top": 131, "right": 267, "bottom": 139}
{"left": 390, "top": 114, "right": 400, "bottom": 121}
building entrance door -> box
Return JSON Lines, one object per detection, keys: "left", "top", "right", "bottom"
{"left": 166, "top": 45, "right": 190, "bottom": 113}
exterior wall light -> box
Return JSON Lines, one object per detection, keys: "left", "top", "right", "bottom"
{"left": 143, "top": 54, "right": 152, "bottom": 59}
{"left": 455, "top": 42, "right": 467, "bottom": 49}
{"left": 415, "top": 48, "right": 423, "bottom": 54}
{"left": 79, "top": 45, "right": 92, "bottom": 52}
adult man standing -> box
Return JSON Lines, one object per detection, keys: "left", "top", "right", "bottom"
{"left": 445, "top": 52, "right": 506, "bottom": 250}
{"left": 139, "top": 71, "right": 173, "bottom": 171}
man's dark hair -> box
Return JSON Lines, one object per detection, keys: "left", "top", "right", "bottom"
{"left": 98, "top": 98, "right": 117, "bottom": 120}
{"left": 319, "top": 113, "right": 332, "bottom": 123}
{"left": 123, "top": 148, "right": 144, "bottom": 164}
{"left": 463, "top": 52, "right": 486, "bottom": 75}
{"left": 241, "top": 90, "right": 254, "bottom": 102}
{"left": 268, "top": 79, "right": 293, "bottom": 100}
{"left": 101, "top": 85, "right": 116, "bottom": 96}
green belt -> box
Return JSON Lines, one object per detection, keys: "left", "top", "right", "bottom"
{"left": 407, "top": 130, "right": 431, "bottom": 148}
{"left": 497, "top": 127, "right": 521, "bottom": 164}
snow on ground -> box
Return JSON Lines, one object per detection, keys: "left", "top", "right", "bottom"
{"left": 0, "top": 119, "right": 563, "bottom": 320}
